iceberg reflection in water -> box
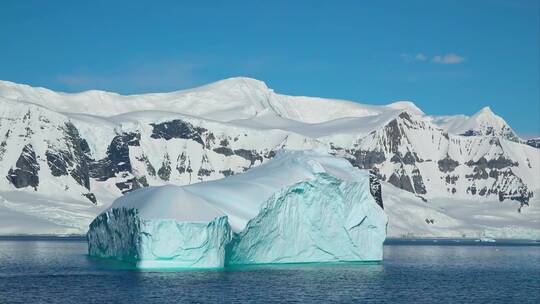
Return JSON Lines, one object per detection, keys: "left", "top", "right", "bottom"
{"left": 0, "top": 238, "right": 539, "bottom": 303}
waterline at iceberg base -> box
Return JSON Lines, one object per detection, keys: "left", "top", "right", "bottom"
{"left": 87, "top": 150, "right": 388, "bottom": 269}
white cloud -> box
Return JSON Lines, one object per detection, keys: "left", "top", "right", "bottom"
{"left": 401, "top": 53, "right": 466, "bottom": 64}
{"left": 432, "top": 53, "right": 465, "bottom": 64}
{"left": 415, "top": 53, "right": 427, "bottom": 61}
{"left": 400, "top": 53, "right": 428, "bottom": 62}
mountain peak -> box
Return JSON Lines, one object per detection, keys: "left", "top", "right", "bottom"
{"left": 470, "top": 106, "right": 505, "bottom": 126}
{"left": 202, "top": 77, "right": 270, "bottom": 92}
{"left": 457, "top": 106, "right": 520, "bottom": 141}
{"left": 474, "top": 106, "right": 495, "bottom": 117}
{"left": 386, "top": 101, "right": 425, "bottom": 116}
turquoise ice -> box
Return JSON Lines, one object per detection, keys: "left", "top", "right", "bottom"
{"left": 226, "top": 173, "right": 387, "bottom": 265}
{"left": 87, "top": 186, "right": 231, "bottom": 269}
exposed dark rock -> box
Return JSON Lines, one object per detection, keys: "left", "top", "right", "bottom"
{"left": 479, "top": 187, "right": 487, "bottom": 196}
{"left": 213, "top": 147, "right": 234, "bottom": 156}
{"left": 157, "top": 154, "right": 171, "bottom": 181}
{"left": 220, "top": 169, "right": 235, "bottom": 177}
{"left": 466, "top": 156, "right": 517, "bottom": 170}
{"left": 115, "top": 176, "right": 148, "bottom": 194}
{"left": 219, "top": 138, "right": 230, "bottom": 146}
{"left": 136, "top": 155, "right": 156, "bottom": 176}
{"left": 83, "top": 193, "right": 97, "bottom": 204}
{"left": 234, "top": 149, "right": 263, "bottom": 166}
{"left": 391, "top": 151, "right": 420, "bottom": 165}
{"left": 526, "top": 138, "right": 540, "bottom": 149}
{"left": 445, "top": 175, "right": 459, "bottom": 184}
{"left": 205, "top": 132, "right": 216, "bottom": 148}
{"left": 197, "top": 168, "right": 213, "bottom": 177}
{"left": 498, "top": 183, "right": 533, "bottom": 206}
{"left": 329, "top": 143, "right": 344, "bottom": 151}
{"left": 7, "top": 144, "right": 40, "bottom": 190}
{"left": 0, "top": 140, "right": 7, "bottom": 161}
{"left": 411, "top": 168, "right": 426, "bottom": 194}
{"left": 467, "top": 185, "right": 477, "bottom": 195}
{"left": 197, "top": 154, "right": 214, "bottom": 177}
{"left": 462, "top": 125, "right": 520, "bottom": 142}
{"left": 390, "top": 153, "right": 401, "bottom": 163}
{"left": 487, "top": 156, "right": 518, "bottom": 169}
{"left": 461, "top": 129, "right": 479, "bottom": 137}
{"left": 150, "top": 120, "right": 206, "bottom": 145}
{"left": 369, "top": 170, "right": 383, "bottom": 209}
{"left": 489, "top": 169, "right": 500, "bottom": 179}
{"left": 369, "top": 167, "right": 384, "bottom": 180}
{"left": 388, "top": 172, "right": 414, "bottom": 193}
{"left": 265, "top": 150, "right": 277, "bottom": 159}
{"left": 90, "top": 132, "right": 139, "bottom": 182}
{"left": 347, "top": 150, "right": 386, "bottom": 169}
{"left": 46, "top": 122, "right": 92, "bottom": 189}
{"left": 382, "top": 119, "right": 403, "bottom": 153}
{"left": 46, "top": 150, "right": 70, "bottom": 176}
{"left": 403, "top": 151, "right": 421, "bottom": 164}
{"left": 466, "top": 167, "right": 489, "bottom": 180}
{"left": 438, "top": 156, "right": 459, "bottom": 173}
{"left": 398, "top": 111, "right": 414, "bottom": 123}
{"left": 176, "top": 152, "right": 193, "bottom": 175}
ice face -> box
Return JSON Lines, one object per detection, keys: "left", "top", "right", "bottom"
{"left": 137, "top": 216, "right": 231, "bottom": 268}
{"left": 87, "top": 208, "right": 142, "bottom": 263}
{"left": 87, "top": 209, "right": 231, "bottom": 269}
{"left": 226, "top": 173, "right": 387, "bottom": 265}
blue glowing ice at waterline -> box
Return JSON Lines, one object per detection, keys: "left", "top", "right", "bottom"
{"left": 87, "top": 209, "right": 231, "bottom": 269}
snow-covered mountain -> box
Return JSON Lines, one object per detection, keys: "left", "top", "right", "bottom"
{"left": 431, "top": 106, "right": 521, "bottom": 142}
{"left": 0, "top": 77, "right": 538, "bottom": 237}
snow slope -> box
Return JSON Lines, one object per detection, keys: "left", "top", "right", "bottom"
{"left": 0, "top": 77, "right": 538, "bottom": 238}
{"left": 430, "top": 107, "right": 520, "bottom": 142}
{"left": 383, "top": 182, "right": 540, "bottom": 239}
{"left": 0, "top": 78, "right": 421, "bottom": 125}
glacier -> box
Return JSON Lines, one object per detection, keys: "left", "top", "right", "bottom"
{"left": 87, "top": 150, "right": 388, "bottom": 269}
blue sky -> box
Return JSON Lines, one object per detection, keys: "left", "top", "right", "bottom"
{"left": 1, "top": 0, "right": 539, "bottom": 137}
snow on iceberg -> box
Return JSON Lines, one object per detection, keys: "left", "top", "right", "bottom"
{"left": 87, "top": 150, "right": 388, "bottom": 269}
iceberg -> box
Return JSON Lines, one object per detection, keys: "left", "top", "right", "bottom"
{"left": 87, "top": 150, "right": 388, "bottom": 269}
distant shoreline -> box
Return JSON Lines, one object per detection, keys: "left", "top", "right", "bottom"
{"left": 384, "top": 238, "right": 540, "bottom": 246}
{"left": 0, "top": 235, "right": 538, "bottom": 245}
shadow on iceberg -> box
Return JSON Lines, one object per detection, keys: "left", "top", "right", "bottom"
{"left": 87, "top": 150, "right": 388, "bottom": 269}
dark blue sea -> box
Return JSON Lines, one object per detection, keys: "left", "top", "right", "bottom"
{"left": 0, "top": 237, "right": 539, "bottom": 303}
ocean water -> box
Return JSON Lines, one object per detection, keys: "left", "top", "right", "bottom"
{"left": 0, "top": 238, "right": 539, "bottom": 303}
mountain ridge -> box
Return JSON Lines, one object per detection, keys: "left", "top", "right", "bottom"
{"left": 0, "top": 77, "right": 538, "bottom": 237}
